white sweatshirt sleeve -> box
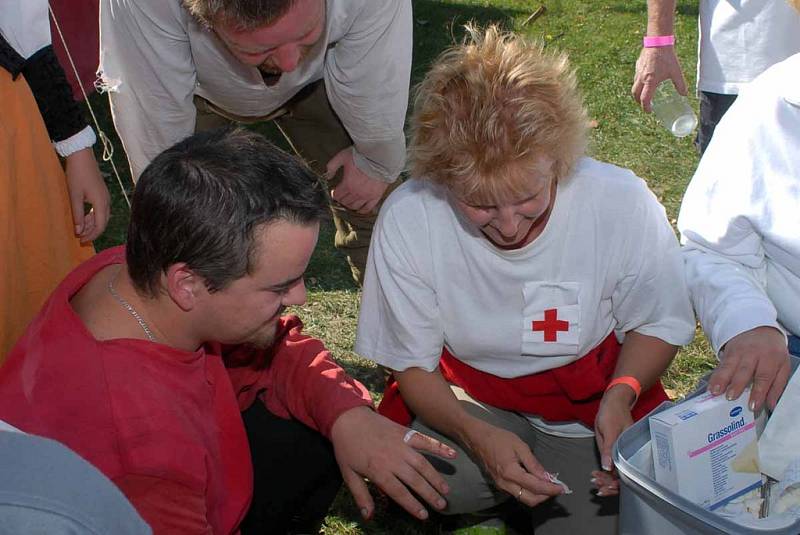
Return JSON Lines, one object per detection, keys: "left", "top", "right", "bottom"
{"left": 323, "top": 0, "right": 412, "bottom": 182}
{"left": 677, "top": 94, "right": 783, "bottom": 355}
{"left": 99, "top": 0, "right": 197, "bottom": 180}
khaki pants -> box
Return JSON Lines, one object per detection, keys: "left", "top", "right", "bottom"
{"left": 194, "top": 80, "right": 388, "bottom": 286}
{"left": 411, "top": 386, "right": 619, "bottom": 534}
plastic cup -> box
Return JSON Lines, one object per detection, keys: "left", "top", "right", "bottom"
{"left": 651, "top": 81, "right": 698, "bottom": 138}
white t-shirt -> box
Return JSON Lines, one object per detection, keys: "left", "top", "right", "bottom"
{"left": 679, "top": 53, "right": 800, "bottom": 353}
{"left": 356, "top": 158, "right": 696, "bottom": 434}
{"left": 698, "top": 0, "right": 800, "bottom": 94}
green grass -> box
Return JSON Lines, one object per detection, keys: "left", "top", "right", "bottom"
{"left": 86, "top": 0, "right": 715, "bottom": 532}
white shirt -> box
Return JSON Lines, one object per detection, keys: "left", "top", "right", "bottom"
{"left": 698, "top": 0, "right": 800, "bottom": 94}
{"left": 99, "top": 0, "right": 412, "bottom": 180}
{"left": 679, "top": 53, "right": 800, "bottom": 354}
{"left": 357, "top": 157, "right": 695, "bottom": 379}
{"left": 0, "top": 0, "right": 49, "bottom": 58}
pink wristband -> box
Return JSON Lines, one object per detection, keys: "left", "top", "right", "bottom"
{"left": 643, "top": 35, "right": 675, "bottom": 48}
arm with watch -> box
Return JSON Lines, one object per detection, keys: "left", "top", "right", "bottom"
{"left": 631, "top": 0, "right": 689, "bottom": 112}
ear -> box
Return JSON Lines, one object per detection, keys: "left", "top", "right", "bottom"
{"left": 164, "top": 263, "right": 203, "bottom": 312}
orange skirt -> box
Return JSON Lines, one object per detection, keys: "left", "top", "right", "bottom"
{"left": 0, "top": 68, "right": 94, "bottom": 361}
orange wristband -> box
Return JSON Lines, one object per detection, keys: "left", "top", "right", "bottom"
{"left": 605, "top": 376, "right": 642, "bottom": 405}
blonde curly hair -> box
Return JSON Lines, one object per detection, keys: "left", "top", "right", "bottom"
{"left": 408, "top": 24, "right": 588, "bottom": 204}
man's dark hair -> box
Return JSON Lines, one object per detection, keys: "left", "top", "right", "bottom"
{"left": 126, "top": 127, "right": 328, "bottom": 296}
{"left": 183, "top": 0, "right": 294, "bottom": 30}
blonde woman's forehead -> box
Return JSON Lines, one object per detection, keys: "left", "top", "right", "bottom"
{"left": 455, "top": 157, "right": 555, "bottom": 205}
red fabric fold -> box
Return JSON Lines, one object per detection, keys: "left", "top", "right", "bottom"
{"left": 377, "top": 333, "right": 668, "bottom": 428}
{"left": 50, "top": 0, "right": 99, "bottom": 101}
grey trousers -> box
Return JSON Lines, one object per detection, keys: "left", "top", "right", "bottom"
{"left": 194, "top": 80, "right": 387, "bottom": 286}
{"left": 411, "top": 386, "right": 619, "bottom": 534}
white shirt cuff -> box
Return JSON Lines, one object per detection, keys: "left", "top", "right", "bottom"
{"left": 53, "top": 126, "right": 96, "bottom": 158}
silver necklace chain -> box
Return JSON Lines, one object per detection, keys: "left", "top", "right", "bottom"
{"left": 107, "top": 270, "right": 157, "bottom": 342}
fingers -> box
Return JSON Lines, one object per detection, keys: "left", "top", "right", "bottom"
{"left": 405, "top": 429, "right": 457, "bottom": 460}
{"left": 766, "top": 359, "right": 792, "bottom": 410}
{"left": 330, "top": 185, "right": 363, "bottom": 212}
{"left": 325, "top": 148, "right": 348, "bottom": 180}
{"left": 639, "top": 82, "right": 656, "bottom": 113}
{"left": 68, "top": 185, "right": 85, "bottom": 237}
{"left": 514, "top": 443, "right": 548, "bottom": 480}
{"left": 88, "top": 190, "right": 111, "bottom": 241}
{"left": 672, "top": 74, "right": 688, "bottom": 96}
{"left": 359, "top": 196, "right": 381, "bottom": 215}
{"left": 79, "top": 210, "right": 97, "bottom": 244}
{"left": 726, "top": 352, "right": 760, "bottom": 403}
{"left": 341, "top": 468, "right": 375, "bottom": 521}
{"left": 709, "top": 348, "right": 739, "bottom": 397}
{"left": 396, "top": 454, "right": 449, "bottom": 511}
{"left": 596, "top": 418, "right": 630, "bottom": 472}
{"left": 500, "top": 459, "right": 563, "bottom": 501}
{"left": 330, "top": 188, "right": 377, "bottom": 214}
{"left": 631, "top": 77, "right": 644, "bottom": 106}
{"left": 595, "top": 430, "right": 613, "bottom": 472}
{"left": 750, "top": 351, "right": 790, "bottom": 412}
{"left": 631, "top": 52, "right": 646, "bottom": 105}
{"left": 591, "top": 470, "right": 620, "bottom": 497}
{"left": 514, "top": 485, "right": 553, "bottom": 508}
{"left": 370, "top": 467, "right": 432, "bottom": 520}
{"left": 399, "top": 432, "right": 452, "bottom": 509}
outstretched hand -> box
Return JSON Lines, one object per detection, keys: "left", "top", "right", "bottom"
{"left": 710, "top": 326, "right": 791, "bottom": 413}
{"left": 631, "top": 46, "right": 687, "bottom": 112}
{"left": 65, "top": 147, "right": 111, "bottom": 243}
{"left": 330, "top": 406, "right": 456, "bottom": 521}
{"left": 328, "top": 147, "right": 389, "bottom": 215}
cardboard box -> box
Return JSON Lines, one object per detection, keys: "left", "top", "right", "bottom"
{"left": 649, "top": 389, "right": 762, "bottom": 511}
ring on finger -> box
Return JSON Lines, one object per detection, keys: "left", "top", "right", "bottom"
{"left": 517, "top": 487, "right": 524, "bottom": 501}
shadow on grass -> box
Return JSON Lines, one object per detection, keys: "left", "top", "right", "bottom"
{"left": 412, "top": 0, "right": 525, "bottom": 83}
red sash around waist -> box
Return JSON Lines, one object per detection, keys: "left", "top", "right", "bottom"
{"left": 377, "top": 333, "right": 668, "bottom": 429}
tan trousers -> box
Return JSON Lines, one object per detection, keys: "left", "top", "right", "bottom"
{"left": 411, "top": 386, "right": 619, "bottom": 534}
{"left": 194, "top": 80, "right": 388, "bottom": 286}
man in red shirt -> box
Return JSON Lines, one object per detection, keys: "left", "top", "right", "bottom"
{"left": 0, "top": 128, "right": 454, "bottom": 534}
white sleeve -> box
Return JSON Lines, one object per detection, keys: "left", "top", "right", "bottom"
{"left": 355, "top": 201, "right": 444, "bottom": 371}
{"left": 677, "top": 101, "right": 781, "bottom": 354}
{"left": 0, "top": 0, "right": 50, "bottom": 58}
{"left": 99, "top": 0, "right": 197, "bottom": 179}
{"left": 324, "top": 0, "right": 412, "bottom": 182}
{"left": 53, "top": 125, "right": 96, "bottom": 158}
{"left": 611, "top": 181, "right": 696, "bottom": 346}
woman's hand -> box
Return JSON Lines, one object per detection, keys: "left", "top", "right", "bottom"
{"left": 65, "top": 147, "right": 111, "bottom": 243}
{"left": 711, "top": 326, "right": 791, "bottom": 412}
{"left": 592, "top": 386, "right": 635, "bottom": 497}
{"left": 465, "top": 420, "right": 564, "bottom": 507}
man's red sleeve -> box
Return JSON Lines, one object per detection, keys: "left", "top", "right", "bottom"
{"left": 224, "top": 315, "right": 373, "bottom": 438}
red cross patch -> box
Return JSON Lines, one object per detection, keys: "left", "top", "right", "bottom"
{"left": 531, "top": 308, "right": 570, "bottom": 342}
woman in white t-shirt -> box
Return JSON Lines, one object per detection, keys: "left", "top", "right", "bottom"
{"left": 355, "top": 25, "right": 695, "bottom": 533}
